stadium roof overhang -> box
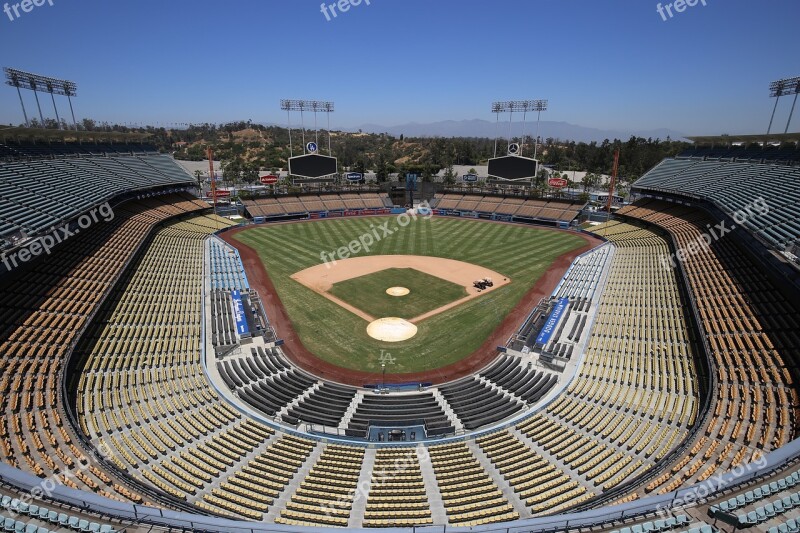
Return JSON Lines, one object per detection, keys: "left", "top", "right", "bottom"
{"left": 686, "top": 132, "right": 800, "bottom": 145}
{"left": 0, "top": 126, "right": 153, "bottom": 142}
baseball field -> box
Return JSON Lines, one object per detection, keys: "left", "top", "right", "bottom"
{"left": 232, "top": 216, "right": 586, "bottom": 376}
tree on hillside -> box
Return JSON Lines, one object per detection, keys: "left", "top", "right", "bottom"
{"left": 241, "top": 164, "right": 259, "bottom": 185}
{"left": 582, "top": 172, "right": 598, "bottom": 193}
{"left": 222, "top": 159, "right": 241, "bottom": 185}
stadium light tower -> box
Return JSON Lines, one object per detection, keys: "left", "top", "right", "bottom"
{"left": 491, "top": 100, "right": 548, "bottom": 158}
{"left": 767, "top": 76, "right": 800, "bottom": 135}
{"left": 530, "top": 100, "right": 548, "bottom": 160}
{"left": 280, "top": 99, "right": 335, "bottom": 157}
{"left": 4, "top": 67, "right": 78, "bottom": 129}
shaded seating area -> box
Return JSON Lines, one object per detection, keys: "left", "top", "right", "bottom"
{"left": 0, "top": 153, "right": 196, "bottom": 240}
{"left": 633, "top": 157, "right": 800, "bottom": 249}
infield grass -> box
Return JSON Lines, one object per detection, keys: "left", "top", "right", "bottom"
{"left": 233, "top": 216, "right": 585, "bottom": 375}
{"left": 328, "top": 267, "right": 468, "bottom": 320}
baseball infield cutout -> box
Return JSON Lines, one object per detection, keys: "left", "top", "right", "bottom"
{"left": 291, "top": 255, "right": 510, "bottom": 325}
{"left": 386, "top": 287, "right": 410, "bottom": 297}
{"left": 366, "top": 317, "right": 418, "bottom": 342}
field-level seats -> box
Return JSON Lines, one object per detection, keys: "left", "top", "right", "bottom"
{"left": 208, "top": 237, "right": 250, "bottom": 291}
{"left": 438, "top": 357, "right": 558, "bottom": 430}
{"left": 345, "top": 393, "right": 453, "bottom": 438}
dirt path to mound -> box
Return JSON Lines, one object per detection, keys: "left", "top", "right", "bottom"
{"left": 221, "top": 220, "right": 603, "bottom": 386}
{"left": 291, "top": 255, "right": 510, "bottom": 323}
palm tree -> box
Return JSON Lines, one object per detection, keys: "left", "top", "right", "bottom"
{"left": 193, "top": 170, "right": 203, "bottom": 194}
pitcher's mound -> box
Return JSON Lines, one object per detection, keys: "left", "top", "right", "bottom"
{"left": 366, "top": 317, "right": 418, "bottom": 342}
{"left": 386, "top": 287, "right": 410, "bottom": 297}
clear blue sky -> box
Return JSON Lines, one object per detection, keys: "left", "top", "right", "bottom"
{"left": 0, "top": 0, "right": 798, "bottom": 135}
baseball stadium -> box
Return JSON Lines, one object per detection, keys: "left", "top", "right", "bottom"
{"left": 0, "top": 124, "right": 798, "bottom": 532}
{"left": 1, "top": 2, "right": 800, "bottom": 533}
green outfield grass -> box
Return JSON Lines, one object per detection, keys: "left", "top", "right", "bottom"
{"left": 233, "top": 216, "right": 586, "bottom": 375}
{"left": 328, "top": 267, "right": 468, "bottom": 320}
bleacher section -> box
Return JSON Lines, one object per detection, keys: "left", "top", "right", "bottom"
{"left": 434, "top": 193, "right": 584, "bottom": 223}
{"left": 633, "top": 158, "right": 800, "bottom": 249}
{"left": 613, "top": 200, "right": 799, "bottom": 495}
{"left": 244, "top": 193, "right": 387, "bottom": 219}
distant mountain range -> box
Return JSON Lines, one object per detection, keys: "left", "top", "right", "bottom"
{"left": 350, "top": 119, "right": 686, "bottom": 143}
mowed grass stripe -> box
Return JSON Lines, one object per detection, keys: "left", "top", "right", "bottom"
{"left": 252, "top": 230, "right": 316, "bottom": 269}
{"left": 486, "top": 233, "right": 580, "bottom": 272}
{"left": 233, "top": 217, "right": 586, "bottom": 374}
